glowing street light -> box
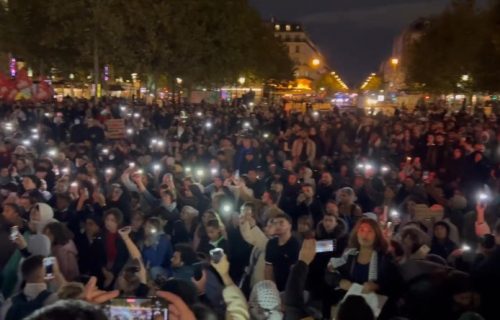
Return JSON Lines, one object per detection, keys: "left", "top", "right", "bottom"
{"left": 311, "top": 58, "right": 321, "bottom": 67}
{"left": 238, "top": 77, "right": 246, "bottom": 85}
{"left": 176, "top": 77, "right": 183, "bottom": 85}
{"left": 391, "top": 58, "right": 399, "bottom": 66}
{"left": 461, "top": 74, "right": 470, "bottom": 81}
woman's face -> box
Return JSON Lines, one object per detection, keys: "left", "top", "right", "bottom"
{"left": 105, "top": 214, "right": 119, "bottom": 233}
{"left": 85, "top": 219, "right": 100, "bottom": 237}
{"left": 434, "top": 225, "right": 448, "bottom": 240}
{"left": 357, "top": 223, "right": 376, "bottom": 249}
{"left": 206, "top": 226, "right": 220, "bottom": 241}
{"left": 131, "top": 215, "right": 144, "bottom": 232}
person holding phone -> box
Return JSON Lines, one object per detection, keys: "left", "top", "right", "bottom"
{"left": 102, "top": 209, "right": 129, "bottom": 289}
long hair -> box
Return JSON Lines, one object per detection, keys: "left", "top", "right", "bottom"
{"left": 348, "top": 218, "right": 388, "bottom": 253}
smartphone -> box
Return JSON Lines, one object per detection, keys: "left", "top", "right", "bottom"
{"left": 43, "top": 257, "right": 56, "bottom": 279}
{"left": 209, "top": 248, "right": 224, "bottom": 264}
{"left": 316, "top": 240, "right": 336, "bottom": 253}
{"left": 107, "top": 297, "right": 168, "bottom": 320}
{"left": 10, "top": 226, "right": 20, "bottom": 241}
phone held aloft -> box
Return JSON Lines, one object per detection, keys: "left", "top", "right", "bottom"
{"left": 107, "top": 297, "right": 168, "bottom": 320}
{"left": 43, "top": 257, "right": 56, "bottom": 280}
{"left": 10, "top": 226, "right": 20, "bottom": 241}
{"left": 316, "top": 239, "right": 336, "bottom": 253}
{"left": 209, "top": 248, "right": 224, "bottom": 263}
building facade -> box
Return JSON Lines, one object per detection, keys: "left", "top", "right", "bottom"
{"left": 272, "top": 21, "right": 328, "bottom": 90}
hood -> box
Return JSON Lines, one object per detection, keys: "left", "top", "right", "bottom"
{"left": 27, "top": 234, "right": 51, "bottom": 256}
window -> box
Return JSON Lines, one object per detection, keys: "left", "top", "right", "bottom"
{"left": 275, "top": 24, "right": 280, "bottom": 31}
{"left": 295, "top": 45, "right": 300, "bottom": 53}
{"left": 285, "top": 24, "right": 291, "bottom": 31}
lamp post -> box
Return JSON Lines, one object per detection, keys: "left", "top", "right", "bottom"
{"left": 390, "top": 58, "right": 399, "bottom": 92}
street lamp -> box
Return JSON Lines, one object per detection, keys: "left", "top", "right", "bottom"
{"left": 238, "top": 77, "right": 246, "bottom": 85}
{"left": 312, "top": 58, "right": 321, "bottom": 67}
{"left": 461, "top": 74, "right": 470, "bottom": 81}
{"left": 176, "top": 77, "right": 183, "bottom": 85}
{"left": 391, "top": 58, "right": 399, "bottom": 66}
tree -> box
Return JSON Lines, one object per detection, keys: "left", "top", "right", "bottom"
{"left": 314, "top": 73, "right": 347, "bottom": 94}
{"left": 405, "top": 0, "right": 485, "bottom": 93}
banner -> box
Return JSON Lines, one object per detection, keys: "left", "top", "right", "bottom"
{"left": 0, "top": 72, "right": 54, "bottom": 102}
{"left": 105, "top": 119, "right": 126, "bottom": 139}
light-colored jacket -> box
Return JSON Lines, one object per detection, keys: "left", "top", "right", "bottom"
{"left": 223, "top": 284, "right": 250, "bottom": 320}
{"left": 240, "top": 221, "right": 268, "bottom": 288}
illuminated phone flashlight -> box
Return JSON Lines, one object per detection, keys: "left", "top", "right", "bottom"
{"left": 133, "top": 113, "right": 140, "bottom": 118}
{"left": 31, "top": 134, "right": 39, "bottom": 140}
{"left": 390, "top": 210, "right": 399, "bottom": 218}
{"left": 478, "top": 193, "right": 488, "bottom": 201}
{"left": 263, "top": 133, "right": 270, "bottom": 139}
{"left": 22, "top": 139, "right": 31, "bottom": 146}
{"left": 185, "top": 166, "right": 192, "bottom": 173}
{"left": 357, "top": 163, "right": 365, "bottom": 169}
{"left": 102, "top": 148, "right": 109, "bottom": 155}
{"left": 44, "top": 113, "right": 50, "bottom": 117}
{"left": 105, "top": 168, "right": 113, "bottom": 175}
{"left": 461, "top": 244, "right": 471, "bottom": 252}
{"left": 312, "top": 111, "right": 319, "bottom": 117}
{"left": 381, "top": 166, "right": 389, "bottom": 173}
{"left": 48, "top": 149, "right": 57, "bottom": 157}
{"left": 196, "top": 169, "right": 205, "bottom": 177}
{"left": 151, "top": 139, "right": 158, "bottom": 145}
{"left": 211, "top": 168, "right": 218, "bottom": 176}
{"left": 406, "top": 156, "right": 412, "bottom": 161}
{"left": 126, "top": 128, "right": 134, "bottom": 135}
{"left": 243, "top": 122, "right": 250, "bottom": 128}
{"left": 196, "top": 111, "right": 203, "bottom": 117}
{"left": 70, "top": 181, "right": 78, "bottom": 188}
{"left": 157, "top": 140, "right": 164, "bottom": 147}
{"left": 120, "top": 106, "right": 126, "bottom": 112}
{"left": 31, "top": 128, "right": 38, "bottom": 134}
{"left": 365, "top": 164, "right": 373, "bottom": 170}
{"left": 153, "top": 164, "right": 161, "bottom": 172}
{"left": 150, "top": 228, "right": 157, "bottom": 234}
{"left": 5, "top": 123, "right": 13, "bottom": 131}
{"left": 129, "top": 162, "right": 135, "bottom": 168}
{"left": 137, "top": 169, "right": 143, "bottom": 174}
{"left": 223, "top": 204, "right": 232, "bottom": 213}
{"left": 62, "top": 167, "right": 69, "bottom": 175}
{"left": 205, "top": 121, "right": 212, "bottom": 129}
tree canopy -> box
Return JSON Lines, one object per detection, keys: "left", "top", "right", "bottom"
{"left": 405, "top": 0, "right": 500, "bottom": 93}
{"left": 0, "top": 0, "right": 293, "bottom": 88}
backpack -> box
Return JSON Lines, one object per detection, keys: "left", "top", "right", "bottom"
{"left": 5, "top": 290, "right": 52, "bottom": 320}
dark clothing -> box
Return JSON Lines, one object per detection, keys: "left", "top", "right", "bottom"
{"left": 294, "top": 198, "right": 324, "bottom": 227}
{"left": 430, "top": 238, "right": 457, "bottom": 260}
{"left": 102, "top": 231, "right": 129, "bottom": 278}
{"left": 74, "top": 232, "right": 106, "bottom": 285}
{"left": 284, "top": 261, "right": 311, "bottom": 320}
{"left": 473, "top": 246, "right": 500, "bottom": 320}
{"left": 265, "top": 236, "right": 300, "bottom": 291}
{"left": 316, "top": 183, "right": 336, "bottom": 205}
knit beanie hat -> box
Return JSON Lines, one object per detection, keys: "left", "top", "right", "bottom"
{"left": 27, "top": 234, "right": 51, "bottom": 257}
{"left": 249, "top": 280, "right": 283, "bottom": 320}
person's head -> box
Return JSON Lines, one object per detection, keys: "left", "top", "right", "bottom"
{"left": 43, "top": 221, "right": 73, "bottom": 246}
{"left": 336, "top": 295, "right": 374, "bottom": 320}
{"left": 130, "top": 211, "right": 145, "bottom": 232}
{"left": 325, "top": 200, "right": 339, "bottom": 216}
{"left": 297, "top": 215, "right": 313, "bottom": 234}
{"left": 104, "top": 208, "right": 123, "bottom": 233}
{"left": 205, "top": 219, "right": 222, "bottom": 241}
{"left": 322, "top": 212, "right": 339, "bottom": 232}
{"left": 400, "top": 226, "right": 431, "bottom": 256}
{"left": 24, "top": 299, "right": 107, "bottom": 320}
{"left": 240, "top": 202, "right": 255, "bottom": 217}
{"left": 349, "top": 218, "right": 388, "bottom": 252}
{"left": 271, "top": 213, "right": 292, "bottom": 237}
{"left": 2, "top": 203, "right": 23, "bottom": 224}
{"left": 287, "top": 173, "right": 298, "bottom": 185}
{"left": 180, "top": 206, "right": 199, "bottom": 222}
{"left": 23, "top": 175, "right": 41, "bottom": 191}
{"left": 57, "top": 282, "right": 85, "bottom": 300}
{"left": 320, "top": 171, "right": 333, "bottom": 185}
{"left": 494, "top": 221, "right": 500, "bottom": 245}
{"left": 55, "top": 193, "right": 71, "bottom": 211}
{"left": 337, "top": 187, "right": 356, "bottom": 204}
{"left": 433, "top": 221, "right": 450, "bottom": 241}
{"left": 84, "top": 215, "right": 102, "bottom": 237}
{"left": 261, "top": 190, "right": 279, "bottom": 205}
{"left": 116, "top": 259, "right": 142, "bottom": 295}
{"left": 301, "top": 183, "right": 314, "bottom": 199}
{"left": 202, "top": 210, "right": 217, "bottom": 225}
{"left": 249, "top": 280, "right": 283, "bottom": 320}
{"left": 21, "top": 255, "right": 45, "bottom": 283}
{"left": 171, "top": 243, "right": 198, "bottom": 268}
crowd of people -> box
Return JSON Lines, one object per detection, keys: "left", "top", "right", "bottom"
{"left": 0, "top": 97, "right": 499, "bottom": 320}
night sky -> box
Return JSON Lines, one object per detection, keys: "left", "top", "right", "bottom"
{"left": 249, "top": 0, "right": 456, "bottom": 86}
